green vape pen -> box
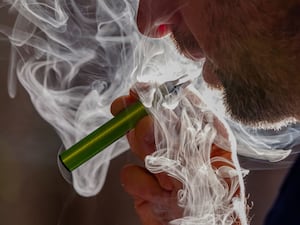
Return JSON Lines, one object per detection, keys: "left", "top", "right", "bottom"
{"left": 59, "top": 101, "right": 147, "bottom": 171}
{"left": 59, "top": 79, "right": 190, "bottom": 172}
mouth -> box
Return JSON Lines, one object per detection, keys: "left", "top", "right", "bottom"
{"left": 170, "top": 23, "right": 222, "bottom": 89}
{"left": 170, "top": 20, "right": 204, "bottom": 61}
{"left": 171, "top": 35, "right": 204, "bottom": 61}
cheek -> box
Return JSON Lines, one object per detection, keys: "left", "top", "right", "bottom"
{"left": 178, "top": 1, "right": 264, "bottom": 61}
{"left": 178, "top": 0, "right": 232, "bottom": 58}
{"left": 178, "top": 1, "right": 208, "bottom": 48}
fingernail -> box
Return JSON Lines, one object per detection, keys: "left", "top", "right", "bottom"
{"left": 126, "top": 130, "right": 135, "bottom": 144}
{"left": 129, "top": 88, "right": 139, "bottom": 99}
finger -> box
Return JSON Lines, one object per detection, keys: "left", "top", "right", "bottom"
{"left": 154, "top": 173, "right": 182, "bottom": 193}
{"left": 134, "top": 198, "right": 181, "bottom": 225}
{"left": 210, "top": 144, "right": 240, "bottom": 196}
{"left": 121, "top": 165, "right": 183, "bottom": 223}
{"left": 110, "top": 95, "right": 137, "bottom": 116}
{"left": 210, "top": 144, "right": 233, "bottom": 169}
{"left": 135, "top": 197, "right": 182, "bottom": 225}
{"left": 120, "top": 164, "right": 169, "bottom": 203}
{"left": 126, "top": 115, "right": 156, "bottom": 161}
{"left": 134, "top": 200, "right": 164, "bottom": 225}
{"left": 213, "top": 117, "right": 229, "bottom": 143}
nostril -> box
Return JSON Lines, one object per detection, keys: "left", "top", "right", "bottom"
{"left": 136, "top": 3, "right": 181, "bottom": 38}
{"left": 137, "top": 23, "right": 171, "bottom": 38}
{"left": 156, "top": 24, "right": 170, "bottom": 37}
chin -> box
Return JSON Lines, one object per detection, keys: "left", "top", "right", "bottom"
{"left": 227, "top": 108, "right": 298, "bottom": 130}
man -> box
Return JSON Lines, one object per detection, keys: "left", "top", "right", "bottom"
{"left": 112, "top": 0, "right": 300, "bottom": 224}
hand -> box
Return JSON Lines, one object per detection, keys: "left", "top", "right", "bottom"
{"left": 111, "top": 93, "right": 183, "bottom": 225}
{"left": 111, "top": 92, "right": 237, "bottom": 225}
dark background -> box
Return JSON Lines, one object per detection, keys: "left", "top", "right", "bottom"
{"left": 0, "top": 6, "right": 289, "bottom": 225}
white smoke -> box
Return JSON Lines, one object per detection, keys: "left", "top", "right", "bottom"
{"left": 1, "top": 0, "right": 300, "bottom": 224}
{"left": 1, "top": 0, "right": 141, "bottom": 196}
{"left": 195, "top": 77, "right": 300, "bottom": 164}
{"left": 131, "top": 39, "right": 248, "bottom": 224}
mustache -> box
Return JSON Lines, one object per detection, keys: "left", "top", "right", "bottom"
{"left": 170, "top": 27, "right": 202, "bottom": 60}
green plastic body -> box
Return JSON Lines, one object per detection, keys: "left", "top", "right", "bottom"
{"left": 59, "top": 101, "right": 148, "bottom": 171}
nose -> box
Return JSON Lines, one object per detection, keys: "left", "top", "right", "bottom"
{"left": 136, "top": 0, "right": 181, "bottom": 38}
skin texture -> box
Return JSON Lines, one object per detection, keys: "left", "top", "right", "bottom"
{"left": 112, "top": 0, "right": 300, "bottom": 224}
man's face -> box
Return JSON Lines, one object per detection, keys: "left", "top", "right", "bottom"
{"left": 137, "top": 0, "right": 300, "bottom": 127}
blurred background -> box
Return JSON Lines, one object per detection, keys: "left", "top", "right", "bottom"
{"left": 0, "top": 5, "right": 291, "bottom": 225}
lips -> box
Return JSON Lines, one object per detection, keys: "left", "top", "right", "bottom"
{"left": 171, "top": 28, "right": 222, "bottom": 89}
{"left": 172, "top": 32, "right": 222, "bottom": 88}
{"left": 171, "top": 26, "right": 205, "bottom": 61}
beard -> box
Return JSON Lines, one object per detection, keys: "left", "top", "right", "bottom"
{"left": 171, "top": 34, "right": 299, "bottom": 127}
{"left": 168, "top": 3, "right": 300, "bottom": 127}
{"left": 215, "top": 63, "right": 298, "bottom": 128}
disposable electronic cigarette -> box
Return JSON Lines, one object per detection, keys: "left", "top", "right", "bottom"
{"left": 59, "top": 101, "right": 147, "bottom": 171}
{"left": 59, "top": 79, "right": 190, "bottom": 172}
